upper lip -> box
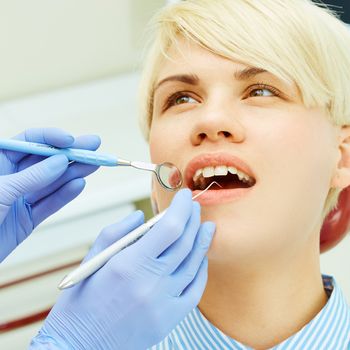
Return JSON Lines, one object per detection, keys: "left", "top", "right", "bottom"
{"left": 184, "top": 152, "right": 256, "bottom": 189}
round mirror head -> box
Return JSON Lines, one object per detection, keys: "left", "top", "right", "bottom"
{"left": 157, "top": 162, "right": 183, "bottom": 190}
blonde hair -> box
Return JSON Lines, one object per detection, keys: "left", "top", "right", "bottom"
{"left": 138, "top": 0, "right": 350, "bottom": 218}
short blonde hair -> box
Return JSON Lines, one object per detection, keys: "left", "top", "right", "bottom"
{"left": 138, "top": 0, "right": 350, "bottom": 218}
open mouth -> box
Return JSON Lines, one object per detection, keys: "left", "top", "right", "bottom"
{"left": 188, "top": 165, "right": 256, "bottom": 191}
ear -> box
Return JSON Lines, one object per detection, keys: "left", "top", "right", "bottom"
{"left": 150, "top": 178, "right": 159, "bottom": 215}
{"left": 331, "top": 125, "right": 350, "bottom": 189}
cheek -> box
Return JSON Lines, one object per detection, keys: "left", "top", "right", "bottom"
{"left": 149, "top": 122, "right": 187, "bottom": 210}
{"left": 149, "top": 121, "right": 184, "bottom": 163}
{"left": 256, "top": 116, "right": 338, "bottom": 227}
{"left": 255, "top": 112, "right": 336, "bottom": 185}
{"left": 149, "top": 130, "right": 163, "bottom": 164}
{"left": 284, "top": 123, "right": 336, "bottom": 186}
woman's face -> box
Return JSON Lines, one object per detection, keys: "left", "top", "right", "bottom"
{"left": 149, "top": 39, "right": 340, "bottom": 263}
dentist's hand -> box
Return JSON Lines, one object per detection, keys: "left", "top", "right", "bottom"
{"left": 30, "top": 189, "right": 215, "bottom": 350}
{"left": 0, "top": 128, "right": 100, "bottom": 261}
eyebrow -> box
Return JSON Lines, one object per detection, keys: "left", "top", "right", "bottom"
{"left": 154, "top": 74, "right": 199, "bottom": 92}
{"left": 153, "top": 67, "right": 269, "bottom": 92}
{"left": 234, "top": 67, "right": 268, "bottom": 80}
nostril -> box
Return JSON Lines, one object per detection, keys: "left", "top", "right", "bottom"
{"left": 193, "top": 130, "right": 234, "bottom": 144}
{"left": 198, "top": 133, "right": 206, "bottom": 141}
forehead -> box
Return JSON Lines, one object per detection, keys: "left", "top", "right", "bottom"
{"left": 156, "top": 39, "right": 244, "bottom": 78}
{"left": 154, "top": 38, "right": 296, "bottom": 94}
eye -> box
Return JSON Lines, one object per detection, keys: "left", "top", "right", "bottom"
{"left": 249, "top": 88, "right": 273, "bottom": 97}
{"left": 246, "top": 84, "right": 281, "bottom": 99}
{"left": 174, "top": 94, "right": 196, "bottom": 105}
{"left": 163, "top": 92, "right": 199, "bottom": 111}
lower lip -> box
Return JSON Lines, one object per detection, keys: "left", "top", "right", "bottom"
{"left": 191, "top": 187, "right": 254, "bottom": 206}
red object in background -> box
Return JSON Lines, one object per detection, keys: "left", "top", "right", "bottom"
{"left": 320, "top": 186, "right": 350, "bottom": 253}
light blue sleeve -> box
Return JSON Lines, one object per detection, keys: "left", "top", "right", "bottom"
{"left": 148, "top": 334, "right": 174, "bottom": 350}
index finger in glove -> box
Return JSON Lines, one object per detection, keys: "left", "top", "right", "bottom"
{"left": 132, "top": 189, "right": 194, "bottom": 258}
{"left": 23, "top": 134, "right": 101, "bottom": 205}
{"left": 0, "top": 155, "right": 68, "bottom": 206}
{"left": 67, "top": 134, "right": 101, "bottom": 150}
{"left": 7, "top": 128, "right": 75, "bottom": 163}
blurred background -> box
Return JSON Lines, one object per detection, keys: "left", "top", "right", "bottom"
{"left": 0, "top": 1, "right": 348, "bottom": 348}
{"left": 325, "top": 0, "right": 349, "bottom": 23}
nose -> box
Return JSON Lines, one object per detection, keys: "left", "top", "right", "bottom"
{"left": 190, "top": 106, "right": 245, "bottom": 146}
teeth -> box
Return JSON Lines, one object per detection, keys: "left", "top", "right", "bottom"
{"left": 214, "top": 166, "right": 228, "bottom": 176}
{"left": 237, "top": 171, "right": 245, "bottom": 181}
{"left": 228, "top": 167, "right": 237, "bottom": 175}
{"left": 237, "top": 170, "right": 251, "bottom": 183}
{"left": 192, "top": 165, "right": 253, "bottom": 184}
{"left": 193, "top": 169, "right": 203, "bottom": 180}
{"left": 203, "top": 166, "right": 215, "bottom": 178}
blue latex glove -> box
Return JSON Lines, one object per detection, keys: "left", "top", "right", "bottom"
{"left": 30, "top": 189, "right": 216, "bottom": 350}
{"left": 0, "top": 128, "right": 100, "bottom": 261}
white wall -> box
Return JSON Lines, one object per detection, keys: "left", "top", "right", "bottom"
{"left": 0, "top": 0, "right": 163, "bottom": 100}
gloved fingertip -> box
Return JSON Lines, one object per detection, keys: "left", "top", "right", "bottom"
{"left": 51, "top": 178, "right": 86, "bottom": 204}
{"left": 73, "top": 177, "right": 86, "bottom": 189}
{"left": 63, "top": 134, "right": 75, "bottom": 145}
{"left": 134, "top": 209, "right": 145, "bottom": 218}
{"left": 176, "top": 188, "right": 192, "bottom": 200}
{"left": 193, "top": 201, "right": 201, "bottom": 212}
{"left": 85, "top": 134, "right": 102, "bottom": 148}
{"left": 57, "top": 128, "right": 74, "bottom": 144}
{"left": 129, "top": 210, "right": 145, "bottom": 224}
{"left": 91, "top": 134, "right": 101, "bottom": 144}
{"left": 47, "top": 127, "right": 75, "bottom": 147}
{"left": 45, "top": 154, "right": 69, "bottom": 171}
{"left": 203, "top": 221, "right": 216, "bottom": 235}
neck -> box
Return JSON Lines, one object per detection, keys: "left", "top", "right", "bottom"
{"left": 198, "top": 247, "right": 328, "bottom": 349}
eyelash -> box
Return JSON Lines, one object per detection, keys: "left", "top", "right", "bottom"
{"left": 163, "top": 91, "right": 194, "bottom": 111}
{"left": 247, "top": 83, "right": 282, "bottom": 99}
{"left": 162, "top": 83, "right": 282, "bottom": 111}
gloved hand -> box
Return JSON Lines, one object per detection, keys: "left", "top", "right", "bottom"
{"left": 30, "top": 189, "right": 216, "bottom": 350}
{"left": 0, "top": 128, "right": 100, "bottom": 261}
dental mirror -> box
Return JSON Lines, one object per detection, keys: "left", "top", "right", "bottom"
{"left": 156, "top": 162, "right": 183, "bottom": 190}
{"left": 121, "top": 160, "right": 183, "bottom": 190}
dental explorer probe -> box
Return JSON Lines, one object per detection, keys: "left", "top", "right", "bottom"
{"left": 0, "top": 138, "right": 182, "bottom": 190}
{"left": 58, "top": 182, "right": 221, "bottom": 290}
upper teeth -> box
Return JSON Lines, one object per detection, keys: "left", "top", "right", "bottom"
{"left": 193, "top": 165, "right": 253, "bottom": 183}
